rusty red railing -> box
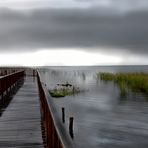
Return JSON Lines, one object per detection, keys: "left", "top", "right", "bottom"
{"left": 0, "top": 71, "right": 25, "bottom": 98}
{"left": 37, "top": 71, "right": 74, "bottom": 148}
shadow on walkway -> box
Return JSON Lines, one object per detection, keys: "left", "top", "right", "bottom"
{"left": 0, "top": 78, "right": 24, "bottom": 117}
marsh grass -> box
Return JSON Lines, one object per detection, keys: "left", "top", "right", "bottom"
{"left": 49, "top": 85, "right": 80, "bottom": 98}
{"left": 99, "top": 72, "right": 148, "bottom": 95}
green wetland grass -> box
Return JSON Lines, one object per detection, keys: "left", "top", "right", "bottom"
{"left": 49, "top": 83, "right": 80, "bottom": 98}
{"left": 99, "top": 72, "right": 148, "bottom": 95}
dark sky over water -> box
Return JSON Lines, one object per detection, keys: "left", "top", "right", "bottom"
{"left": 0, "top": 0, "right": 148, "bottom": 65}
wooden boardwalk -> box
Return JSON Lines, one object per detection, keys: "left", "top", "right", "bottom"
{"left": 0, "top": 76, "right": 44, "bottom": 148}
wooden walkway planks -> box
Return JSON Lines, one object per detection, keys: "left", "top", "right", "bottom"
{"left": 0, "top": 76, "right": 44, "bottom": 148}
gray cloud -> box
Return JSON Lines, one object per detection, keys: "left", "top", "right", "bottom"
{"left": 0, "top": 8, "right": 148, "bottom": 55}
{"left": 2, "top": 0, "right": 148, "bottom": 11}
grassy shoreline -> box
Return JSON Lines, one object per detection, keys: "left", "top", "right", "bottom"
{"left": 99, "top": 72, "right": 148, "bottom": 94}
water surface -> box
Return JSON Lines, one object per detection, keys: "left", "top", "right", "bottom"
{"left": 40, "top": 66, "right": 148, "bottom": 148}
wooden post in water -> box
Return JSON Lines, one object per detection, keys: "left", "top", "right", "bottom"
{"left": 69, "top": 117, "right": 74, "bottom": 139}
{"left": 62, "top": 108, "right": 65, "bottom": 123}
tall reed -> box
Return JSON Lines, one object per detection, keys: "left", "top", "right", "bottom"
{"left": 99, "top": 72, "right": 148, "bottom": 94}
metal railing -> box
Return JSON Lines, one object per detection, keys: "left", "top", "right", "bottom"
{"left": 37, "top": 71, "right": 74, "bottom": 148}
{"left": 0, "top": 71, "right": 25, "bottom": 98}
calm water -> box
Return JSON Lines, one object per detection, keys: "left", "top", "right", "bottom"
{"left": 40, "top": 66, "right": 148, "bottom": 148}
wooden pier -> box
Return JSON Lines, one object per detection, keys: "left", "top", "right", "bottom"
{"left": 0, "top": 68, "right": 74, "bottom": 148}
{"left": 0, "top": 72, "right": 44, "bottom": 147}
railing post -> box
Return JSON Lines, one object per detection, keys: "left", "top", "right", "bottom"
{"left": 0, "top": 70, "right": 25, "bottom": 99}
{"left": 33, "top": 70, "right": 35, "bottom": 77}
{"left": 37, "top": 71, "right": 74, "bottom": 148}
{"left": 4, "top": 70, "right": 7, "bottom": 75}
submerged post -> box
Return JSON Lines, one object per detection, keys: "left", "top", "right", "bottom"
{"left": 62, "top": 107, "right": 65, "bottom": 123}
{"left": 69, "top": 117, "right": 74, "bottom": 139}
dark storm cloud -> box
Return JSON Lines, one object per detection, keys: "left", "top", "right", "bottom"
{"left": 0, "top": 8, "right": 148, "bottom": 55}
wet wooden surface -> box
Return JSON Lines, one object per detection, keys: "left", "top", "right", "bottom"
{"left": 0, "top": 76, "right": 44, "bottom": 148}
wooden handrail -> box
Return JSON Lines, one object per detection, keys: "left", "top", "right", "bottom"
{"left": 37, "top": 71, "right": 74, "bottom": 148}
{"left": 0, "top": 71, "right": 25, "bottom": 98}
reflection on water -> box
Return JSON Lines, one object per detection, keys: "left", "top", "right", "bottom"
{"left": 40, "top": 66, "right": 148, "bottom": 148}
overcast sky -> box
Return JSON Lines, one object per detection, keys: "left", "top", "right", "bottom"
{"left": 0, "top": 0, "right": 148, "bottom": 66}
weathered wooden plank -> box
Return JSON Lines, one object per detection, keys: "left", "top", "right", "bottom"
{"left": 0, "top": 76, "right": 44, "bottom": 148}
